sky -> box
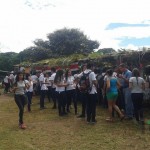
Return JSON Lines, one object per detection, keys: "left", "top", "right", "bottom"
{"left": 0, "top": 0, "right": 150, "bottom": 53}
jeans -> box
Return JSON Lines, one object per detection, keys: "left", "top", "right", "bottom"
{"left": 131, "top": 93, "right": 144, "bottom": 121}
{"left": 14, "top": 94, "right": 26, "bottom": 124}
{"left": 123, "top": 88, "right": 133, "bottom": 117}
{"left": 87, "top": 94, "right": 98, "bottom": 121}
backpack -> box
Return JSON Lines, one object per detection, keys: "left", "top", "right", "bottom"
{"left": 97, "top": 74, "right": 105, "bottom": 89}
{"left": 79, "top": 71, "right": 92, "bottom": 93}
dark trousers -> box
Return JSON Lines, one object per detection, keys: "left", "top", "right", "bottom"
{"left": 66, "top": 89, "right": 77, "bottom": 113}
{"left": 87, "top": 94, "right": 97, "bottom": 121}
{"left": 4, "top": 83, "right": 10, "bottom": 93}
{"left": 40, "top": 90, "right": 46, "bottom": 108}
{"left": 51, "top": 88, "right": 57, "bottom": 107}
{"left": 131, "top": 93, "right": 144, "bottom": 121}
{"left": 47, "top": 86, "right": 51, "bottom": 102}
{"left": 26, "top": 92, "right": 33, "bottom": 111}
{"left": 57, "top": 91, "right": 67, "bottom": 115}
{"left": 14, "top": 94, "right": 26, "bottom": 124}
{"left": 80, "top": 92, "right": 88, "bottom": 116}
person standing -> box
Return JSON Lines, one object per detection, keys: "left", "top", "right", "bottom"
{"left": 105, "top": 69, "right": 124, "bottom": 122}
{"left": 65, "top": 69, "right": 77, "bottom": 114}
{"left": 118, "top": 63, "right": 133, "bottom": 119}
{"left": 12, "top": 72, "right": 28, "bottom": 129}
{"left": 49, "top": 67, "right": 57, "bottom": 109}
{"left": 39, "top": 72, "right": 48, "bottom": 109}
{"left": 129, "top": 68, "right": 145, "bottom": 124}
{"left": 86, "top": 63, "right": 98, "bottom": 123}
{"left": 54, "top": 70, "right": 68, "bottom": 116}
{"left": 3, "top": 73, "right": 10, "bottom": 93}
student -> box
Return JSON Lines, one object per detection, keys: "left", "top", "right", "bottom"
{"left": 12, "top": 72, "right": 28, "bottom": 129}
{"left": 129, "top": 68, "right": 145, "bottom": 124}
{"left": 105, "top": 69, "right": 124, "bottom": 122}
{"left": 54, "top": 70, "right": 68, "bottom": 116}
{"left": 49, "top": 67, "right": 57, "bottom": 109}
{"left": 39, "top": 72, "right": 48, "bottom": 109}
{"left": 65, "top": 69, "right": 77, "bottom": 114}
{"left": 86, "top": 63, "right": 98, "bottom": 123}
{"left": 45, "top": 73, "right": 51, "bottom": 102}
{"left": 25, "top": 75, "right": 33, "bottom": 112}
{"left": 3, "top": 73, "right": 10, "bottom": 93}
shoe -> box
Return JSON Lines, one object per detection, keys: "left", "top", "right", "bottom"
{"left": 77, "top": 114, "right": 85, "bottom": 118}
{"left": 66, "top": 109, "right": 71, "bottom": 113}
{"left": 19, "top": 123, "right": 27, "bottom": 129}
{"left": 91, "top": 119, "right": 97, "bottom": 124}
{"left": 63, "top": 112, "right": 68, "bottom": 115}
{"left": 40, "top": 106, "right": 47, "bottom": 110}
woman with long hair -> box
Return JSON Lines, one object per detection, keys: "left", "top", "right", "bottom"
{"left": 12, "top": 72, "right": 28, "bottom": 129}
{"left": 54, "top": 70, "right": 68, "bottom": 116}
{"left": 65, "top": 69, "right": 77, "bottom": 114}
{"left": 129, "top": 68, "right": 145, "bottom": 124}
{"left": 106, "top": 69, "right": 124, "bottom": 122}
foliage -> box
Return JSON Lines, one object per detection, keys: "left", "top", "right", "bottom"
{"left": 0, "top": 52, "right": 20, "bottom": 71}
{"left": 47, "top": 28, "right": 99, "bottom": 56}
{"left": 97, "top": 48, "right": 116, "bottom": 54}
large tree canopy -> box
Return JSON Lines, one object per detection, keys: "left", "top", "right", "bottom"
{"left": 47, "top": 28, "right": 99, "bottom": 56}
{"left": 0, "top": 52, "right": 20, "bottom": 71}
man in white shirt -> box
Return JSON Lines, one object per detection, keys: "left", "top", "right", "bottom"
{"left": 86, "top": 63, "right": 98, "bottom": 123}
{"left": 39, "top": 72, "right": 48, "bottom": 109}
{"left": 49, "top": 67, "right": 57, "bottom": 109}
{"left": 3, "top": 74, "right": 10, "bottom": 93}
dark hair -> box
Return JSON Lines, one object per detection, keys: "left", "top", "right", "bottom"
{"left": 132, "top": 68, "right": 140, "bottom": 85}
{"left": 106, "top": 69, "right": 113, "bottom": 76}
{"left": 65, "top": 69, "right": 72, "bottom": 81}
{"left": 87, "top": 63, "right": 94, "bottom": 69}
{"left": 119, "top": 63, "right": 126, "bottom": 68}
{"left": 14, "top": 72, "right": 24, "bottom": 86}
{"left": 51, "top": 67, "right": 56, "bottom": 73}
{"left": 54, "top": 69, "right": 64, "bottom": 84}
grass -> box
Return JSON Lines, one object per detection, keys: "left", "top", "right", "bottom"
{"left": 1, "top": 92, "right": 150, "bottom": 150}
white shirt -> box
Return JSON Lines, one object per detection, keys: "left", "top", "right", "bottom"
{"left": 31, "top": 75, "right": 38, "bottom": 84}
{"left": 89, "top": 71, "right": 97, "bottom": 94}
{"left": 25, "top": 80, "right": 33, "bottom": 92}
{"left": 55, "top": 79, "right": 66, "bottom": 92}
{"left": 39, "top": 74, "right": 48, "bottom": 90}
{"left": 49, "top": 73, "right": 56, "bottom": 88}
{"left": 66, "top": 76, "right": 75, "bottom": 91}
{"left": 4, "top": 76, "right": 9, "bottom": 83}
{"left": 9, "top": 74, "right": 15, "bottom": 83}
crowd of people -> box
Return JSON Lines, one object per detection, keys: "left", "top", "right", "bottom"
{"left": 2, "top": 63, "right": 150, "bottom": 129}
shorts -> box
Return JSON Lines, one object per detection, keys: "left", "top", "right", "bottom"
{"left": 106, "top": 92, "right": 118, "bottom": 100}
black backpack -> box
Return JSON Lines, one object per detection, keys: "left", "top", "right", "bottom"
{"left": 79, "top": 71, "right": 92, "bottom": 93}
{"left": 97, "top": 74, "right": 105, "bottom": 89}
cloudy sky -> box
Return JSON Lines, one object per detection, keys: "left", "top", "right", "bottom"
{"left": 0, "top": 0, "right": 150, "bottom": 53}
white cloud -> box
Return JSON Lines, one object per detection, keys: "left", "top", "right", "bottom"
{"left": 0, "top": 0, "right": 150, "bottom": 53}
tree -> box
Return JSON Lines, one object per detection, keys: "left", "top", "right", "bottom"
{"left": 47, "top": 28, "right": 99, "bottom": 56}
{"left": 18, "top": 46, "right": 52, "bottom": 62}
{"left": 97, "top": 48, "right": 116, "bottom": 54}
{"left": 0, "top": 52, "right": 20, "bottom": 71}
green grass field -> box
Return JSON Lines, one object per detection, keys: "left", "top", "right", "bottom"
{"left": 0, "top": 93, "right": 150, "bottom": 150}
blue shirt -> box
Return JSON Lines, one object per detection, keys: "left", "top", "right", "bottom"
{"left": 122, "top": 69, "right": 132, "bottom": 88}
{"left": 108, "top": 77, "right": 118, "bottom": 93}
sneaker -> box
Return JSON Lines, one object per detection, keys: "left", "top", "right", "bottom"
{"left": 19, "top": 124, "right": 27, "bottom": 129}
